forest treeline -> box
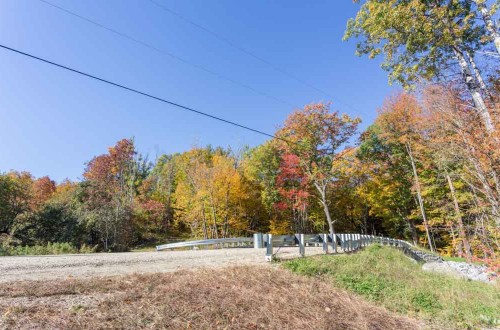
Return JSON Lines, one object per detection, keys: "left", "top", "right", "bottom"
{"left": 1, "top": 0, "right": 500, "bottom": 267}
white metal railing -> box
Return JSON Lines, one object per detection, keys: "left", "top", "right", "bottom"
{"left": 260, "top": 233, "right": 412, "bottom": 261}
{"left": 156, "top": 237, "right": 253, "bottom": 251}
{"left": 156, "top": 233, "right": 414, "bottom": 261}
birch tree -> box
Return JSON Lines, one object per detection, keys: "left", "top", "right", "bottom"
{"left": 345, "top": 0, "right": 496, "bottom": 133}
{"left": 472, "top": 0, "right": 500, "bottom": 55}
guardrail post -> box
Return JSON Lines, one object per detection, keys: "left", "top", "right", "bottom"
{"left": 265, "top": 234, "right": 273, "bottom": 261}
{"left": 299, "top": 233, "right": 305, "bottom": 257}
{"left": 332, "top": 233, "right": 338, "bottom": 254}
{"left": 322, "top": 233, "right": 329, "bottom": 254}
{"left": 254, "top": 233, "right": 264, "bottom": 249}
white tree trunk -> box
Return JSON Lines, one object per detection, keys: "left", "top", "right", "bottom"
{"left": 453, "top": 47, "right": 495, "bottom": 133}
{"left": 464, "top": 50, "right": 489, "bottom": 97}
{"left": 474, "top": 0, "right": 500, "bottom": 56}
{"left": 314, "top": 181, "right": 337, "bottom": 253}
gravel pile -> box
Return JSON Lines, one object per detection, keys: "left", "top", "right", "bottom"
{"left": 422, "top": 260, "right": 497, "bottom": 284}
{"left": 444, "top": 261, "right": 495, "bottom": 283}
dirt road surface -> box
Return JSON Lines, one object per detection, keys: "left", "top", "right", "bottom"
{"left": 0, "top": 247, "right": 326, "bottom": 283}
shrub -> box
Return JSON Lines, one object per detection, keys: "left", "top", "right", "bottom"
{"left": 0, "top": 242, "right": 93, "bottom": 256}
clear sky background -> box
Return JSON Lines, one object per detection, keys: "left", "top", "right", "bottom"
{"left": 0, "top": 0, "right": 396, "bottom": 182}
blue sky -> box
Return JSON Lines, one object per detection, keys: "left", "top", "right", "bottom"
{"left": 0, "top": 0, "right": 395, "bottom": 182}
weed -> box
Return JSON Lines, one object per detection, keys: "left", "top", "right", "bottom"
{"left": 283, "top": 245, "right": 500, "bottom": 329}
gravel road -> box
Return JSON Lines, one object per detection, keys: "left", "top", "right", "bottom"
{"left": 0, "top": 247, "right": 325, "bottom": 283}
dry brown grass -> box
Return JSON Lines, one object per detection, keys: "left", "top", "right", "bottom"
{"left": 0, "top": 266, "right": 423, "bottom": 330}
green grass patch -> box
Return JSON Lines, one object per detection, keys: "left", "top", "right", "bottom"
{"left": 0, "top": 242, "right": 97, "bottom": 256}
{"left": 283, "top": 245, "right": 500, "bottom": 329}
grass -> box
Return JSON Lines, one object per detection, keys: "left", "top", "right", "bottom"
{"left": 0, "top": 242, "right": 97, "bottom": 256}
{"left": 0, "top": 266, "right": 421, "bottom": 330}
{"left": 283, "top": 245, "right": 500, "bottom": 329}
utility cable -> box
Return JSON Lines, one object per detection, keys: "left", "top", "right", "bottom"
{"left": 148, "top": 0, "right": 369, "bottom": 117}
{"left": 0, "top": 43, "right": 297, "bottom": 145}
{"left": 37, "top": 0, "right": 296, "bottom": 109}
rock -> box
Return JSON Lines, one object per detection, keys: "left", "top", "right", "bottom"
{"left": 422, "top": 262, "right": 467, "bottom": 280}
{"left": 422, "top": 260, "right": 495, "bottom": 284}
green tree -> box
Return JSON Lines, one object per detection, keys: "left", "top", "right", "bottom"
{"left": 345, "top": 0, "right": 495, "bottom": 132}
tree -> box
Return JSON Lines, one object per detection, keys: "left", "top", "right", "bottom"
{"left": 345, "top": 0, "right": 496, "bottom": 132}
{"left": 376, "top": 93, "right": 435, "bottom": 251}
{"left": 275, "top": 153, "right": 311, "bottom": 233}
{"left": 31, "top": 176, "right": 56, "bottom": 210}
{"left": 358, "top": 125, "right": 421, "bottom": 244}
{"left": 82, "top": 138, "right": 148, "bottom": 251}
{"left": 276, "top": 103, "right": 360, "bottom": 239}
{"left": 0, "top": 172, "right": 33, "bottom": 234}
{"left": 472, "top": 0, "right": 500, "bottom": 56}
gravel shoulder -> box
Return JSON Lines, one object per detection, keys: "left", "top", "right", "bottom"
{"left": 0, "top": 247, "right": 325, "bottom": 283}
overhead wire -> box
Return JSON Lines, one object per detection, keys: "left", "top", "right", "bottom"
{"left": 0, "top": 43, "right": 298, "bottom": 146}
{"left": 148, "top": 0, "right": 370, "bottom": 117}
{"left": 38, "top": 0, "right": 370, "bottom": 119}
{"left": 37, "top": 0, "right": 296, "bottom": 109}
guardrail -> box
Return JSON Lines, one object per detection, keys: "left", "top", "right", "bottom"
{"left": 156, "top": 233, "right": 413, "bottom": 262}
{"left": 156, "top": 237, "right": 253, "bottom": 251}
{"left": 260, "top": 233, "right": 412, "bottom": 261}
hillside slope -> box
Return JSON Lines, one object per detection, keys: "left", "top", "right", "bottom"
{"left": 284, "top": 245, "right": 500, "bottom": 329}
{"left": 0, "top": 266, "right": 420, "bottom": 330}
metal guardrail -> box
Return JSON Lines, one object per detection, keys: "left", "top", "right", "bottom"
{"left": 260, "top": 233, "right": 412, "bottom": 261}
{"left": 156, "top": 233, "right": 414, "bottom": 262}
{"left": 156, "top": 237, "right": 253, "bottom": 251}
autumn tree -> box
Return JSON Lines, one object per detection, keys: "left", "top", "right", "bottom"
{"left": 276, "top": 103, "right": 360, "bottom": 238}
{"left": 358, "top": 125, "right": 421, "bottom": 244}
{"left": 375, "top": 93, "right": 437, "bottom": 251}
{"left": 275, "top": 153, "right": 311, "bottom": 233}
{"left": 82, "top": 138, "right": 149, "bottom": 251}
{"left": 31, "top": 176, "right": 56, "bottom": 210}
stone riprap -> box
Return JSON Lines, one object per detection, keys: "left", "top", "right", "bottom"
{"left": 422, "top": 260, "right": 496, "bottom": 284}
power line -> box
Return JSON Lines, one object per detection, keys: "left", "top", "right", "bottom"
{"left": 37, "top": 0, "right": 296, "bottom": 109}
{"left": 0, "top": 43, "right": 295, "bottom": 144}
{"left": 148, "top": 0, "right": 368, "bottom": 116}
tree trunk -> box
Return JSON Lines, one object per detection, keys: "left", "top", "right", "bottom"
{"left": 406, "top": 143, "right": 434, "bottom": 252}
{"left": 202, "top": 202, "right": 208, "bottom": 239}
{"left": 474, "top": 0, "right": 500, "bottom": 55}
{"left": 314, "top": 181, "right": 337, "bottom": 253}
{"left": 445, "top": 172, "right": 473, "bottom": 262}
{"left": 408, "top": 217, "right": 419, "bottom": 246}
{"left": 453, "top": 46, "right": 495, "bottom": 133}
{"left": 464, "top": 50, "right": 490, "bottom": 97}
